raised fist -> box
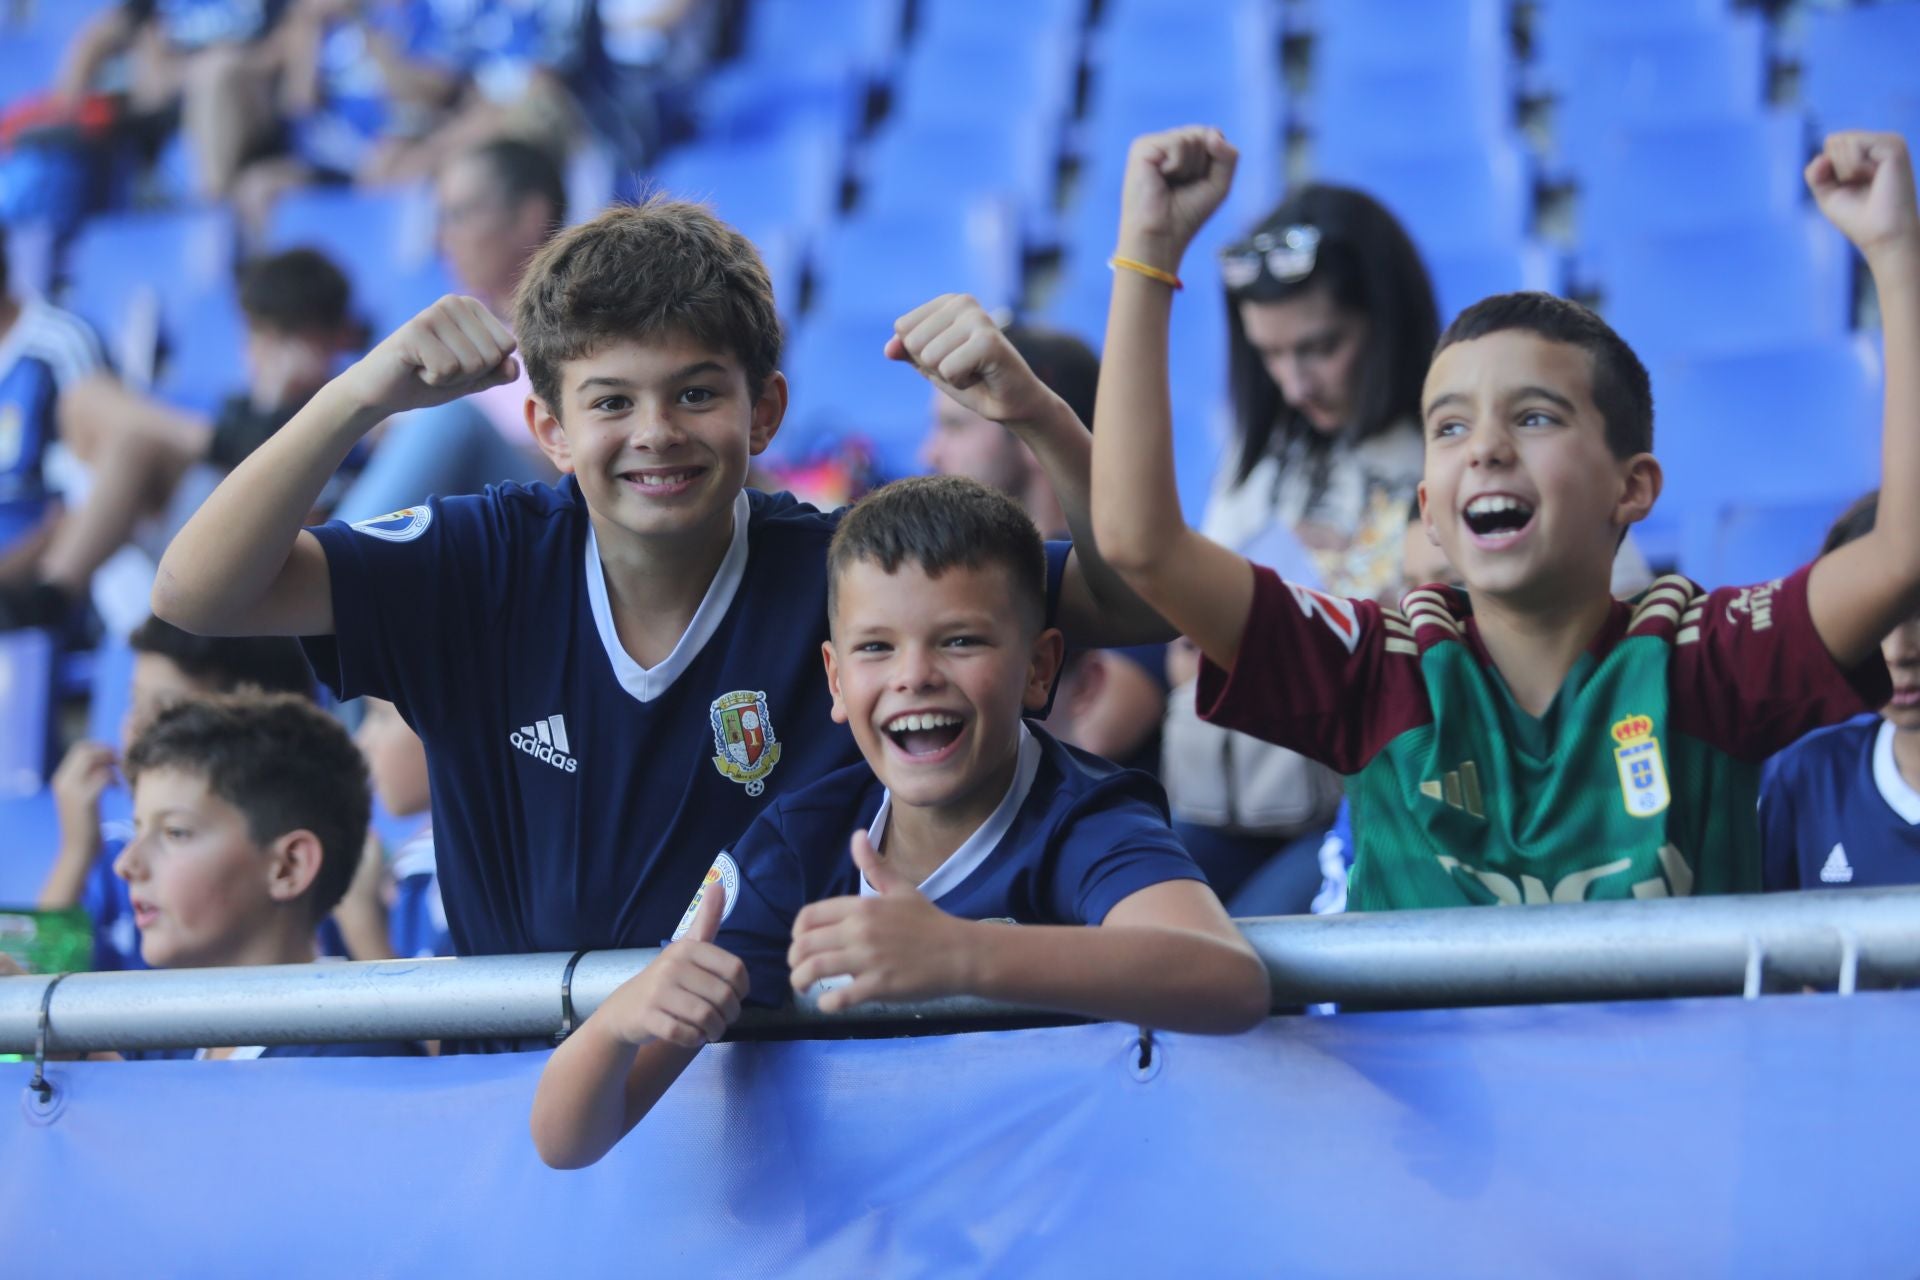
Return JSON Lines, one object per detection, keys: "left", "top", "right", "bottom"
{"left": 885, "top": 294, "right": 1063, "bottom": 428}
{"left": 1117, "top": 126, "right": 1240, "bottom": 267}
{"left": 1806, "top": 132, "right": 1919, "bottom": 263}
{"left": 338, "top": 295, "right": 520, "bottom": 418}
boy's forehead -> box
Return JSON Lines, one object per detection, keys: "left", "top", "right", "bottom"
{"left": 1422, "top": 330, "right": 1599, "bottom": 415}
{"left": 133, "top": 765, "right": 217, "bottom": 813}
{"left": 832, "top": 556, "right": 1016, "bottom": 614}
{"left": 559, "top": 333, "right": 744, "bottom": 391}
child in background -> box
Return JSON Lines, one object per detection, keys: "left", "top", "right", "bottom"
{"left": 1091, "top": 127, "right": 1914, "bottom": 909}
{"left": 356, "top": 696, "right": 450, "bottom": 958}
{"left": 530, "top": 476, "right": 1266, "bottom": 1169}
{"left": 1761, "top": 491, "right": 1920, "bottom": 889}
{"left": 113, "top": 693, "right": 418, "bottom": 1059}
{"left": 39, "top": 615, "right": 316, "bottom": 970}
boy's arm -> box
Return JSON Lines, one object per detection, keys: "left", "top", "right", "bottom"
{"left": 1806, "top": 133, "right": 1920, "bottom": 666}
{"left": 37, "top": 742, "right": 115, "bottom": 910}
{"left": 530, "top": 891, "right": 747, "bottom": 1169}
{"left": 152, "top": 297, "right": 518, "bottom": 637}
{"left": 1090, "top": 128, "right": 1260, "bottom": 670}
{"left": 788, "top": 835, "right": 1269, "bottom": 1035}
{"left": 886, "top": 297, "right": 1171, "bottom": 646}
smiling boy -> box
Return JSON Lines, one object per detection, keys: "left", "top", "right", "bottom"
{"left": 152, "top": 198, "right": 1153, "bottom": 971}
{"left": 1090, "top": 127, "right": 1916, "bottom": 909}
{"left": 530, "top": 476, "right": 1265, "bottom": 1169}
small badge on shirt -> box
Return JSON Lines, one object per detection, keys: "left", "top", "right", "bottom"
{"left": 1611, "top": 715, "right": 1671, "bottom": 819}
{"left": 1287, "top": 582, "right": 1361, "bottom": 653}
{"left": 670, "top": 853, "right": 740, "bottom": 941}
{"left": 349, "top": 506, "right": 433, "bottom": 543}
{"left": 710, "top": 690, "right": 782, "bottom": 796}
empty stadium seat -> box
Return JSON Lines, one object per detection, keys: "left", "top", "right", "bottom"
{"left": 1803, "top": 1, "right": 1920, "bottom": 131}
{"left": 651, "top": 127, "right": 845, "bottom": 242}
{"left": 0, "top": 789, "right": 59, "bottom": 906}
{"left": 0, "top": 628, "right": 55, "bottom": 798}
{"left": 740, "top": 0, "right": 905, "bottom": 83}
{"left": 1313, "top": 65, "right": 1513, "bottom": 168}
{"left": 1425, "top": 241, "right": 1560, "bottom": 323}
{"left": 1313, "top": 0, "right": 1508, "bottom": 76}
{"left": 1579, "top": 114, "right": 1808, "bottom": 248}
{"left": 913, "top": 0, "right": 1085, "bottom": 48}
{"left": 778, "top": 311, "right": 939, "bottom": 478}
{"left": 1681, "top": 495, "right": 1858, "bottom": 588}
{"left": 63, "top": 206, "right": 237, "bottom": 354}
{"left": 861, "top": 117, "right": 1059, "bottom": 223}
{"left": 1551, "top": 16, "right": 1768, "bottom": 159}
{"left": 810, "top": 199, "right": 1020, "bottom": 321}
{"left": 1531, "top": 0, "right": 1735, "bottom": 91}
{"left": 1596, "top": 215, "right": 1853, "bottom": 365}
{"left": 266, "top": 185, "right": 453, "bottom": 336}
{"left": 1316, "top": 137, "right": 1534, "bottom": 254}
{"left": 889, "top": 32, "right": 1077, "bottom": 132}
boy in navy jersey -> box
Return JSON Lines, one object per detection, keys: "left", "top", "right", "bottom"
{"left": 1090, "top": 127, "right": 1913, "bottom": 909}
{"left": 530, "top": 477, "right": 1267, "bottom": 1169}
{"left": 154, "top": 198, "right": 1157, "bottom": 970}
{"left": 1761, "top": 491, "right": 1920, "bottom": 889}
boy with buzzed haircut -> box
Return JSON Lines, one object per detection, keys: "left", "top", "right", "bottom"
{"left": 1091, "top": 127, "right": 1917, "bottom": 910}
{"left": 113, "top": 693, "right": 418, "bottom": 1060}
{"left": 530, "top": 476, "right": 1266, "bottom": 1169}
{"left": 153, "top": 198, "right": 1157, "bottom": 989}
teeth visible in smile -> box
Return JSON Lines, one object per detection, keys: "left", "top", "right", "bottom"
{"left": 1466, "top": 495, "right": 1533, "bottom": 517}
{"left": 886, "top": 712, "right": 962, "bottom": 733}
{"left": 631, "top": 471, "right": 694, "bottom": 487}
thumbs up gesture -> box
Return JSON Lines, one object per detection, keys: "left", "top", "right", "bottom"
{"left": 787, "top": 832, "right": 976, "bottom": 1013}
{"left": 593, "top": 876, "right": 749, "bottom": 1049}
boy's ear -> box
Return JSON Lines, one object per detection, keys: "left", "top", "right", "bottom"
{"left": 264, "top": 829, "right": 324, "bottom": 906}
{"left": 749, "top": 371, "right": 789, "bottom": 456}
{"left": 821, "top": 639, "right": 849, "bottom": 725}
{"left": 526, "top": 395, "right": 574, "bottom": 473}
{"left": 1614, "top": 452, "right": 1664, "bottom": 528}
{"left": 1023, "top": 626, "right": 1068, "bottom": 713}
{"left": 1415, "top": 481, "right": 1440, "bottom": 545}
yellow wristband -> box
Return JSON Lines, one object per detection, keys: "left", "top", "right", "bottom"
{"left": 1108, "top": 255, "right": 1183, "bottom": 290}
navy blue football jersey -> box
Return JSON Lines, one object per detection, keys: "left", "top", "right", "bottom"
{"left": 303, "top": 479, "right": 1069, "bottom": 958}
{"left": 690, "top": 722, "right": 1208, "bottom": 1007}
{"left": 0, "top": 299, "right": 106, "bottom": 549}
{"left": 1760, "top": 715, "right": 1920, "bottom": 890}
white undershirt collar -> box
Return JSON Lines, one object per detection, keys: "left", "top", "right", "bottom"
{"left": 1872, "top": 719, "right": 1920, "bottom": 825}
{"left": 194, "top": 1045, "right": 267, "bottom": 1061}
{"left": 585, "top": 490, "right": 751, "bottom": 704}
{"left": 863, "top": 723, "right": 1043, "bottom": 901}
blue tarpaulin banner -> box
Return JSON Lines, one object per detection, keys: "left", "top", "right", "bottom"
{"left": 3, "top": 993, "right": 1917, "bottom": 1276}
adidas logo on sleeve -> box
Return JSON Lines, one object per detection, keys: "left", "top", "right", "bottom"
{"left": 1819, "top": 843, "right": 1854, "bottom": 884}
{"left": 511, "top": 713, "right": 578, "bottom": 773}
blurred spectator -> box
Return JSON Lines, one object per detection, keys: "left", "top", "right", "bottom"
{"left": 918, "top": 322, "right": 1167, "bottom": 773}
{"left": 1761, "top": 491, "right": 1920, "bottom": 891}
{"left": 0, "top": 247, "right": 361, "bottom": 629}
{"left": 359, "top": 0, "right": 588, "bottom": 184}
{"left": 111, "top": 692, "right": 420, "bottom": 1058}
{"left": 355, "top": 696, "right": 448, "bottom": 957}
{"left": 37, "top": 615, "right": 315, "bottom": 972}
{"left": 573, "top": 0, "right": 725, "bottom": 166}
{"left": 330, "top": 135, "right": 559, "bottom": 521}
{"left": 0, "top": 224, "right": 111, "bottom": 591}
{"left": 54, "top": 0, "right": 287, "bottom": 201}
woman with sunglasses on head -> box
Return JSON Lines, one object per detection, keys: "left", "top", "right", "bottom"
{"left": 1161, "top": 185, "right": 1438, "bottom": 916}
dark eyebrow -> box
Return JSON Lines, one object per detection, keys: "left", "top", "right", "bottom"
{"left": 1423, "top": 390, "right": 1468, "bottom": 419}
{"left": 1513, "top": 385, "right": 1578, "bottom": 413}
{"left": 575, "top": 375, "right": 632, "bottom": 393}
{"left": 573, "top": 361, "right": 729, "bottom": 395}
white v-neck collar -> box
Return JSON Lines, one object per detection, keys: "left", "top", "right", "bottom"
{"left": 585, "top": 491, "right": 751, "bottom": 704}
{"left": 1872, "top": 719, "right": 1920, "bottom": 825}
{"left": 863, "top": 724, "right": 1043, "bottom": 901}
{"left": 194, "top": 1045, "right": 267, "bottom": 1061}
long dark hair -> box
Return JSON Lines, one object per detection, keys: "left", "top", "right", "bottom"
{"left": 1223, "top": 185, "right": 1439, "bottom": 486}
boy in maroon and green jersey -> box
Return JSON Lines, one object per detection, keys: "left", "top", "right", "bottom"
{"left": 1091, "top": 126, "right": 1920, "bottom": 910}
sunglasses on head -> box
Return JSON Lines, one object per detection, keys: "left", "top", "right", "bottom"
{"left": 1219, "top": 225, "right": 1323, "bottom": 291}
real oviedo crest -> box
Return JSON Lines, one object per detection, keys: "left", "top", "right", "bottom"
{"left": 710, "top": 690, "right": 781, "bottom": 796}
{"left": 1611, "top": 715, "right": 1671, "bottom": 819}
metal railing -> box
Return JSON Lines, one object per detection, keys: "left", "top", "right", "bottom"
{"left": 4, "top": 886, "right": 1918, "bottom": 1053}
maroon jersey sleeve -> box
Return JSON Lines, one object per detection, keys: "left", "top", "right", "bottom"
{"left": 1194, "top": 566, "right": 1431, "bottom": 773}
{"left": 1665, "top": 565, "right": 1890, "bottom": 761}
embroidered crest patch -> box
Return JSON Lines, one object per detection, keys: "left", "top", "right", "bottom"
{"left": 710, "top": 690, "right": 781, "bottom": 796}
{"left": 670, "top": 853, "right": 740, "bottom": 941}
{"left": 350, "top": 506, "right": 432, "bottom": 543}
{"left": 1611, "top": 715, "right": 1671, "bottom": 819}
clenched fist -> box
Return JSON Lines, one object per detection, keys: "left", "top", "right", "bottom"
{"left": 336, "top": 295, "right": 521, "bottom": 418}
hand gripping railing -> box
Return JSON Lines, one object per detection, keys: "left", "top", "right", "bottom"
{"left": 4, "top": 886, "right": 1919, "bottom": 1054}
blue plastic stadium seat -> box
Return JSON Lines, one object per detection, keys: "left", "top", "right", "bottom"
{"left": 1425, "top": 241, "right": 1560, "bottom": 324}
{"left": 63, "top": 206, "right": 237, "bottom": 349}
{"left": 1316, "top": 137, "right": 1533, "bottom": 255}
{"left": 1654, "top": 335, "right": 1882, "bottom": 532}
{"left": 1552, "top": 16, "right": 1767, "bottom": 159}
{"left": 778, "top": 312, "right": 940, "bottom": 478}
{"left": 266, "top": 185, "right": 453, "bottom": 337}
{"left": 913, "top": 0, "right": 1085, "bottom": 48}
{"left": 0, "top": 628, "right": 55, "bottom": 798}
{"left": 1595, "top": 214, "right": 1853, "bottom": 366}
{"left": 1681, "top": 495, "right": 1859, "bottom": 588}
{"left": 84, "top": 634, "right": 136, "bottom": 749}
{"left": 692, "top": 60, "right": 867, "bottom": 145}
{"left": 1803, "top": 2, "right": 1920, "bottom": 131}
{"left": 0, "top": 31, "right": 63, "bottom": 99}
{"left": 1579, "top": 113, "right": 1808, "bottom": 250}
{"left": 1531, "top": 0, "right": 1734, "bottom": 90}
{"left": 889, "top": 33, "right": 1077, "bottom": 133}
{"left": 650, "top": 128, "right": 844, "bottom": 242}
{"left": 1313, "top": 0, "right": 1508, "bottom": 76}
{"left": 1313, "top": 65, "right": 1512, "bottom": 167}
{"left": 810, "top": 199, "right": 1020, "bottom": 322}
{"left": 862, "top": 117, "right": 1059, "bottom": 222}
{"left": 0, "top": 790, "right": 59, "bottom": 907}
{"left": 152, "top": 292, "right": 246, "bottom": 413}
{"left": 741, "top": 0, "right": 905, "bottom": 82}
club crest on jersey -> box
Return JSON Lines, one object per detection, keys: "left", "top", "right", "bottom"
{"left": 711, "top": 690, "right": 781, "bottom": 796}
{"left": 1611, "top": 715, "right": 1671, "bottom": 818}
{"left": 350, "top": 506, "right": 432, "bottom": 543}
{"left": 670, "top": 853, "right": 740, "bottom": 941}
{"left": 1287, "top": 582, "right": 1360, "bottom": 653}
